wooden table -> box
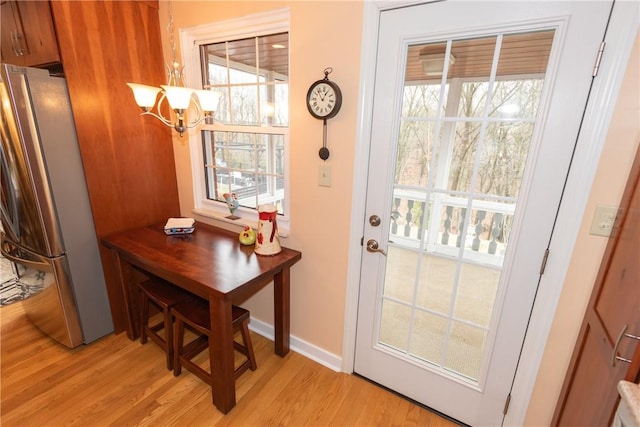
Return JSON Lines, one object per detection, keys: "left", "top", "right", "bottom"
{"left": 101, "top": 222, "right": 302, "bottom": 413}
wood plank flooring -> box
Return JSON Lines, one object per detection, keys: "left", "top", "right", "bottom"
{"left": 1, "top": 301, "right": 459, "bottom": 426}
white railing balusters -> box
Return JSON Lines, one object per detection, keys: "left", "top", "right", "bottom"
{"left": 389, "top": 186, "right": 515, "bottom": 267}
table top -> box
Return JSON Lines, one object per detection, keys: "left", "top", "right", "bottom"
{"left": 102, "top": 221, "right": 302, "bottom": 302}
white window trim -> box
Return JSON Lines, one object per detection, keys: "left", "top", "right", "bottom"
{"left": 180, "top": 8, "right": 291, "bottom": 235}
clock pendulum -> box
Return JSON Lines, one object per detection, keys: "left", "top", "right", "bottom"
{"left": 320, "top": 119, "right": 330, "bottom": 160}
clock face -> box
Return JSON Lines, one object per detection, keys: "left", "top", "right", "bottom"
{"left": 307, "top": 80, "right": 342, "bottom": 119}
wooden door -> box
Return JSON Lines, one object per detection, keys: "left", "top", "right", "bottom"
{"left": 552, "top": 145, "right": 640, "bottom": 426}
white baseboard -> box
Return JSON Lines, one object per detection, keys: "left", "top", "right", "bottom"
{"left": 248, "top": 317, "right": 342, "bottom": 373}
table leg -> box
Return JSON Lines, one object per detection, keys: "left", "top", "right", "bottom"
{"left": 274, "top": 267, "right": 291, "bottom": 356}
{"left": 209, "top": 297, "right": 236, "bottom": 413}
{"left": 109, "top": 249, "right": 139, "bottom": 340}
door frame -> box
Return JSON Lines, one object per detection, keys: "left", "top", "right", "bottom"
{"left": 343, "top": 1, "right": 639, "bottom": 425}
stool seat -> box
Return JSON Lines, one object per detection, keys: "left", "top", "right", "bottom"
{"left": 138, "top": 278, "right": 193, "bottom": 370}
{"left": 171, "top": 297, "right": 257, "bottom": 384}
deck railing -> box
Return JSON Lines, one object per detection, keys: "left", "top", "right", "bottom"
{"left": 389, "top": 187, "right": 516, "bottom": 267}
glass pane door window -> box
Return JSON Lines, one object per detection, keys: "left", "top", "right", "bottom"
{"left": 380, "top": 30, "right": 553, "bottom": 383}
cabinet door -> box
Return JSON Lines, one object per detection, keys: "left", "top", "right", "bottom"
{"left": 553, "top": 147, "right": 640, "bottom": 425}
{"left": 1, "top": 1, "right": 25, "bottom": 63}
{"left": 0, "top": 0, "right": 60, "bottom": 67}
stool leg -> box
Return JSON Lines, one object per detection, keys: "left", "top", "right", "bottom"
{"left": 140, "top": 293, "right": 149, "bottom": 344}
{"left": 240, "top": 320, "right": 257, "bottom": 371}
{"left": 173, "top": 316, "right": 184, "bottom": 377}
{"left": 163, "top": 307, "right": 173, "bottom": 370}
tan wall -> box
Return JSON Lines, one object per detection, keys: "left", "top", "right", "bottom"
{"left": 163, "top": 1, "right": 364, "bottom": 357}
{"left": 161, "top": 1, "right": 639, "bottom": 422}
{"left": 525, "top": 32, "right": 640, "bottom": 425}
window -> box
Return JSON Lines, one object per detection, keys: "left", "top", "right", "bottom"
{"left": 182, "top": 9, "right": 290, "bottom": 232}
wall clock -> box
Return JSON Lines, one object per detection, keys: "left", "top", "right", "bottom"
{"left": 306, "top": 68, "right": 342, "bottom": 160}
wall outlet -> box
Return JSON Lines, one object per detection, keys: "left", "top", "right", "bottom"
{"left": 589, "top": 204, "right": 620, "bottom": 237}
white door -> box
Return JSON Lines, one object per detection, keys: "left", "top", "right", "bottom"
{"left": 354, "top": 2, "right": 612, "bottom": 425}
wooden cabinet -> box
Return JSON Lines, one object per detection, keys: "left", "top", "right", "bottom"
{"left": 1, "top": 0, "right": 60, "bottom": 67}
{"left": 553, "top": 146, "right": 640, "bottom": 425}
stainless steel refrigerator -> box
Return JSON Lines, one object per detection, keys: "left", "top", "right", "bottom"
{"left": 0, "top": 63, "right": 113, "bottom": 348}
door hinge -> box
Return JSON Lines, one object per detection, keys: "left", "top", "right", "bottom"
{"left": 540, "top": 248, "right": 550, "bottom": 275}
{"left": 503, "top": 393, "right": 511, "bottom": 415}
{"left": 593, "top": 41, "right": 606, "bottom": 77}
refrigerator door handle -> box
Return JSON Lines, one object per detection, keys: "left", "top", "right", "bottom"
{"left": 0, "top": 234, "right": 54, "bottom": 272}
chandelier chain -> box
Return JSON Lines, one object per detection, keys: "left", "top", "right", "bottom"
{"left": 167, "top": 1, "right": 177, "bottom": 65}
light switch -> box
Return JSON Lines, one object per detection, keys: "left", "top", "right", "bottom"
{"left": 318, "top": 164, "right": 332, "bottom": 187}
{"left": 589, "top": 204, "right": 620, "bottom": 237}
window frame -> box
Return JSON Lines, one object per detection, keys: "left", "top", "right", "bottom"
{"left": 180, "top": 8, "right": 291, "bottom": 234}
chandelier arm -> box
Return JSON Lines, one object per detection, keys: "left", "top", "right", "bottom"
{"left": 146, "top": 93, "right": 185, "bottom": 127}
{"left": 139, "top": 110, "right": 174, "bottom": 127}
{"left": 183, "top": 99, "right": 213, "bottom": 128}
{"left": 191, "top": 99, "right": 204, "bottom": 124}
{"left": 155, "top": 93, "right": 178, "bottom": 124}
{"left": 185, "top": 114, "right": 210, "bottom": 129}
{"left": 136, "top": 94, "right": 216, "bottom": 132}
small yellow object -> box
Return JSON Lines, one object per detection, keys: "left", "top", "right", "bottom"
{"left": 239, "top": 226, "right": 256, "bottom": 245}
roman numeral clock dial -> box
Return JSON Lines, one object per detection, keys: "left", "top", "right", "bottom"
{"left": 306, "top": 68, "right": 342, "bottom": 160}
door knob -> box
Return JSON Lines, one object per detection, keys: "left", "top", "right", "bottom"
{"left": 366, "top": 239, "right": 387, "bottom": 256}
{"left": 369, "top": 215, "right": 381, "bottom": 227}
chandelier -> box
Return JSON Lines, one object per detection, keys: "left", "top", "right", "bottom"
{"left": 127, "top": 2, "right": 220, "bottom": 137}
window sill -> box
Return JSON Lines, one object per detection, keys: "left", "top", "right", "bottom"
{"left": 192, "top": 207, "right": 290, "bottom": 238}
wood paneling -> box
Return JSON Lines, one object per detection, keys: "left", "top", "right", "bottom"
{"left": 203, "top": 28, "right": 554, "bottom": 84}
{"left": 49, "top": 1, "right": 180, "bottom": 333}
{"left": 202, "top": 32, "right": 289, "bottom": 77}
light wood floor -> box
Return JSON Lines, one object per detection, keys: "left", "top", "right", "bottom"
{"left": 1, "top": 301, "right": 459, "bottom": 426}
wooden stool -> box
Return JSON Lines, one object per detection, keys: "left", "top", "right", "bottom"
{"left": 171, "top": 297, "right": 257, "bottom": 383}
{"left": 138, "top": 278, "right": 192, "bottom": 370}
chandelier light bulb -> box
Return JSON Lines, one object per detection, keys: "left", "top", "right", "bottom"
{"left": 161, "top": 85, "right": 194, "bottom": 110}
{"left": 126, "top": 83, "right": 161, "bottom": 109}
{"left": 195, "top": 90, "right": 221, "bottom": 112}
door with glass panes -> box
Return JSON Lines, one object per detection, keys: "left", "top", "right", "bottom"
{"left": 354, "top": 2, "right": 613, "bottom": 425}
